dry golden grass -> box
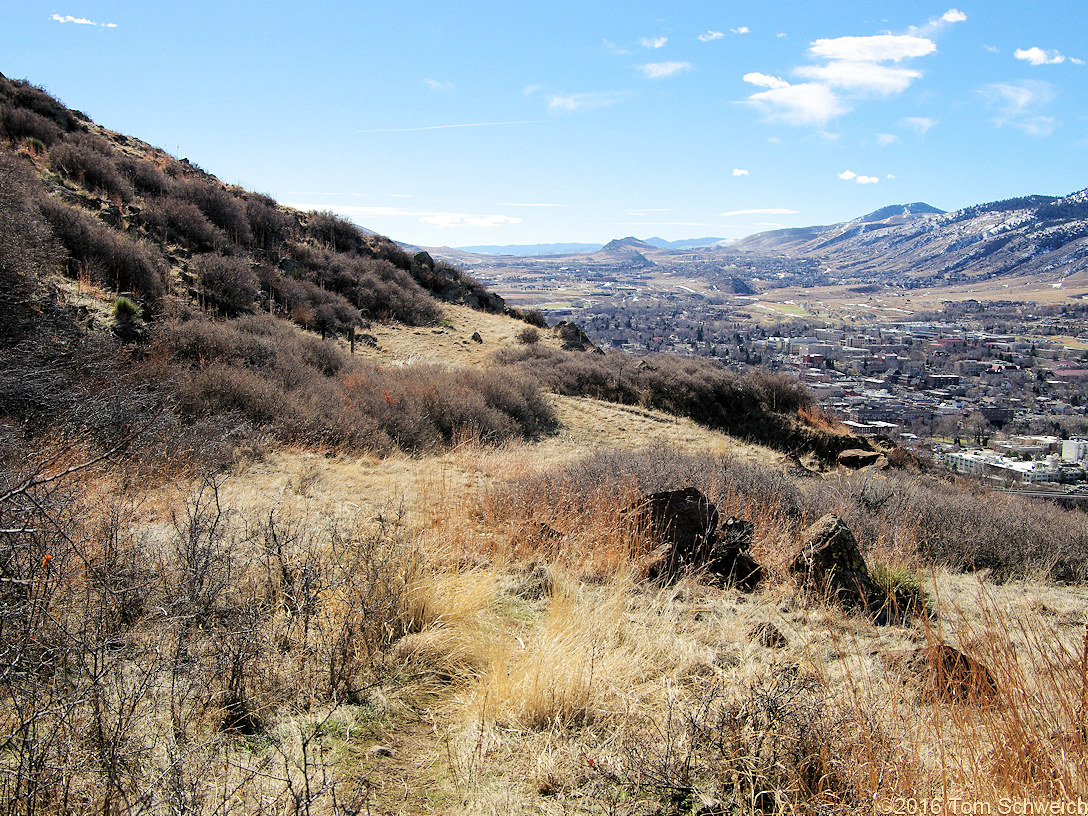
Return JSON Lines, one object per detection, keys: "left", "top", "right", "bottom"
{"left": 5, "top": 316, "right": 1087, "bottom": 815}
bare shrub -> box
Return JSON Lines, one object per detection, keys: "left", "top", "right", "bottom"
{"left": 140, "top": 195, "right": 228, "bottom": 251}
{"left": 0, "top": 103, "right": 62, "bottom": 147}
{"left": 521, "top": 308, "right": 549, "bottom": 328}
{"left": 116, "top": 154, "right": 173, "bottom": 197}
{"left": 0, "top": 77, "right": 78, "bottom": 132}
{"left": 304, "top": 209, "right": 364, "bottom": 252}
{"left": 245, "top": 193, "right": 294, "bottom": 251}
{"left": 805, "top": 471, "right": 1088, "bottom": 581}
{"left": 599, "top": 673, "right": 901, "bottom": 813}
{"left": 47, "top": 133, "right": 133, "bottom": 203}
{"left": 517, "top": 326, "right": 541, "bottom": 345}
{"left": 192, "top": 253, "right": 258, "bottom": 316}
{"left": 160, "top": 315, "right": 555, "bottom": 453}
{"left": 287, "top": 242, "right": 440, "bottom": 325}
{"left": 176, "top": 177, "right": 252, "bottom": 245}
{"left": 38, "top": 195, "right": 165, "bottom": 298}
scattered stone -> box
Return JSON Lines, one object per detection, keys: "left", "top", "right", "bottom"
{"left": 748, "top": 621, "right": 789, "bottom": 648}
{"left": 471, "top": 331, "right": 483, "bottom": 343}
{"left": 790, "top": 514, "right": 888, "bottom": 619}
{"left": 368, "top": 745, "right": 394, "bottom": 758}
{"left": 516, "top": 562, "right": 554, "bottom": 599}
{"left": 837, "top": 449, "right": 882, "bottom": 469}
{"left": 886, "top": 643, "right": 997, "bottom": 703}
{"left": 627, "top": 487, "right": 763, "bottom": 589}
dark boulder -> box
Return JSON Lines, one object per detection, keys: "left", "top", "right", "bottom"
{"left": 885, "top": 643, "right": 997, "bottom": 703}
{"left": 748, "top": 621, "right": 788, "bottom": 648}
{"left": 553, "top": 320, "right": 596, "bottom": 351}
{"left": 627, "top": 488, "right": 763, "bottom": 589}
{"left": 838, "top": 448, "right": 882, "bottom": 469}
{"left": 790, "top": 514, "right": 888, "bottom": 619}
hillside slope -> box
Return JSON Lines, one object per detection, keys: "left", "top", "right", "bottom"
{"left": 0, "top": 72, "right": 858, "bottom": 466}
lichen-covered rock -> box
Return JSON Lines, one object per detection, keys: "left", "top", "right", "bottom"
{"left": 790, "top": 513, "right": 887, "bottom": 617}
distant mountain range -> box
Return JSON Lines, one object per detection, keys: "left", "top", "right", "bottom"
{"left": 732, "top": 191, "right": 1088, "bottom": 287}
{"left": 457, "top": 236, "right": 727, "bottom": 256}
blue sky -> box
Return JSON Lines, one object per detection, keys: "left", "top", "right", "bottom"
{"left": 5, "top": 2, "right": 1088, "bottom": 247}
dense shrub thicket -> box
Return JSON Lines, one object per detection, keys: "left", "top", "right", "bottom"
{"left": 48, "top": 132, "right": 134, "bottom": 203}
{"left": 37, "top": 195, "right": 166, "bottom": 298}
{"left": 492, "top": 344, "right": 848, "bottom": 457}
{"left": 0, "top": 74, "right": 559, "bottom": 460}
{"left": 161, "top": 314, "right": 557, "bottom": 453}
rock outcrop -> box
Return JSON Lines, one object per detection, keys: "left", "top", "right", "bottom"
{"left": 885, "top": 643, "right": 998, "bottom": 703}
{"left": 627, "top": 487, "right": 763, "bottom": 589}
{"left": 837, "top": 449, "right": 882, "bottom": 469}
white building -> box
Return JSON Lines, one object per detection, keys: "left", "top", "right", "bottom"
{"left": 1063, "top": 439, "right": 1088, "bottom": 463}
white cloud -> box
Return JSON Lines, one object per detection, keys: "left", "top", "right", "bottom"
{"left": 984, "top": 45, "right": 1000, "bottom": 53}
{"left": 877, "top": 133, "right": 898, "bottom": 145}
{"left": 719, "top": 208, "right": 799, "bottom": 216}
{"left": 744, "top": 80, "right": 849, "bottom": 126}
{"left": 639, "top": 61, "right": 692, "bottom": 79}
{"left": 839, "top": 170, "right": 879, "bottom": 184}
{"left": 640, "top": 36, "right": 667, "bottom": 49}
{"left": 547, "top": 92, "right": 617, "bottom": 112}
{"left": 423, "top": 78, "right": 454, "bottom": 92}
{"left": 903, "top": 116, "right": 936, "bottom": 134}
{"left": 911, "top": 8, "right": 967, "bottom": 37}
{"left": 742, "top": 17, "right": 948, "bottom": 128}
{"left": 732, "top": 27, "right": 750, "bottom": 35}
{"left": 733, "top": 168, "right": 749, "bottom": 176}
{"left": 982, "top": 80, "right": 1057, "bottom": 135}
{"left": 809, "top": 34, "right": 936, "bottom": 63}
{"left": 698, "top": 30, "right": 724, "bottom": 42}
{"left": 602, "top": 39, "right": 630, "bottom": 55}
{"left": 420, "top": 213, "right": 522, "bottom": 228}
{"left": 795, "top": 61, "right": 922, "bottom": 94}
{"left": 50, "top": 13, "right": 116, "bottom": 27}
{"left": 1014, "top": 47, "right": 1071, "bottom": 66}
{"left": 743, "top": 72, "right": 789, "bottom": 90}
